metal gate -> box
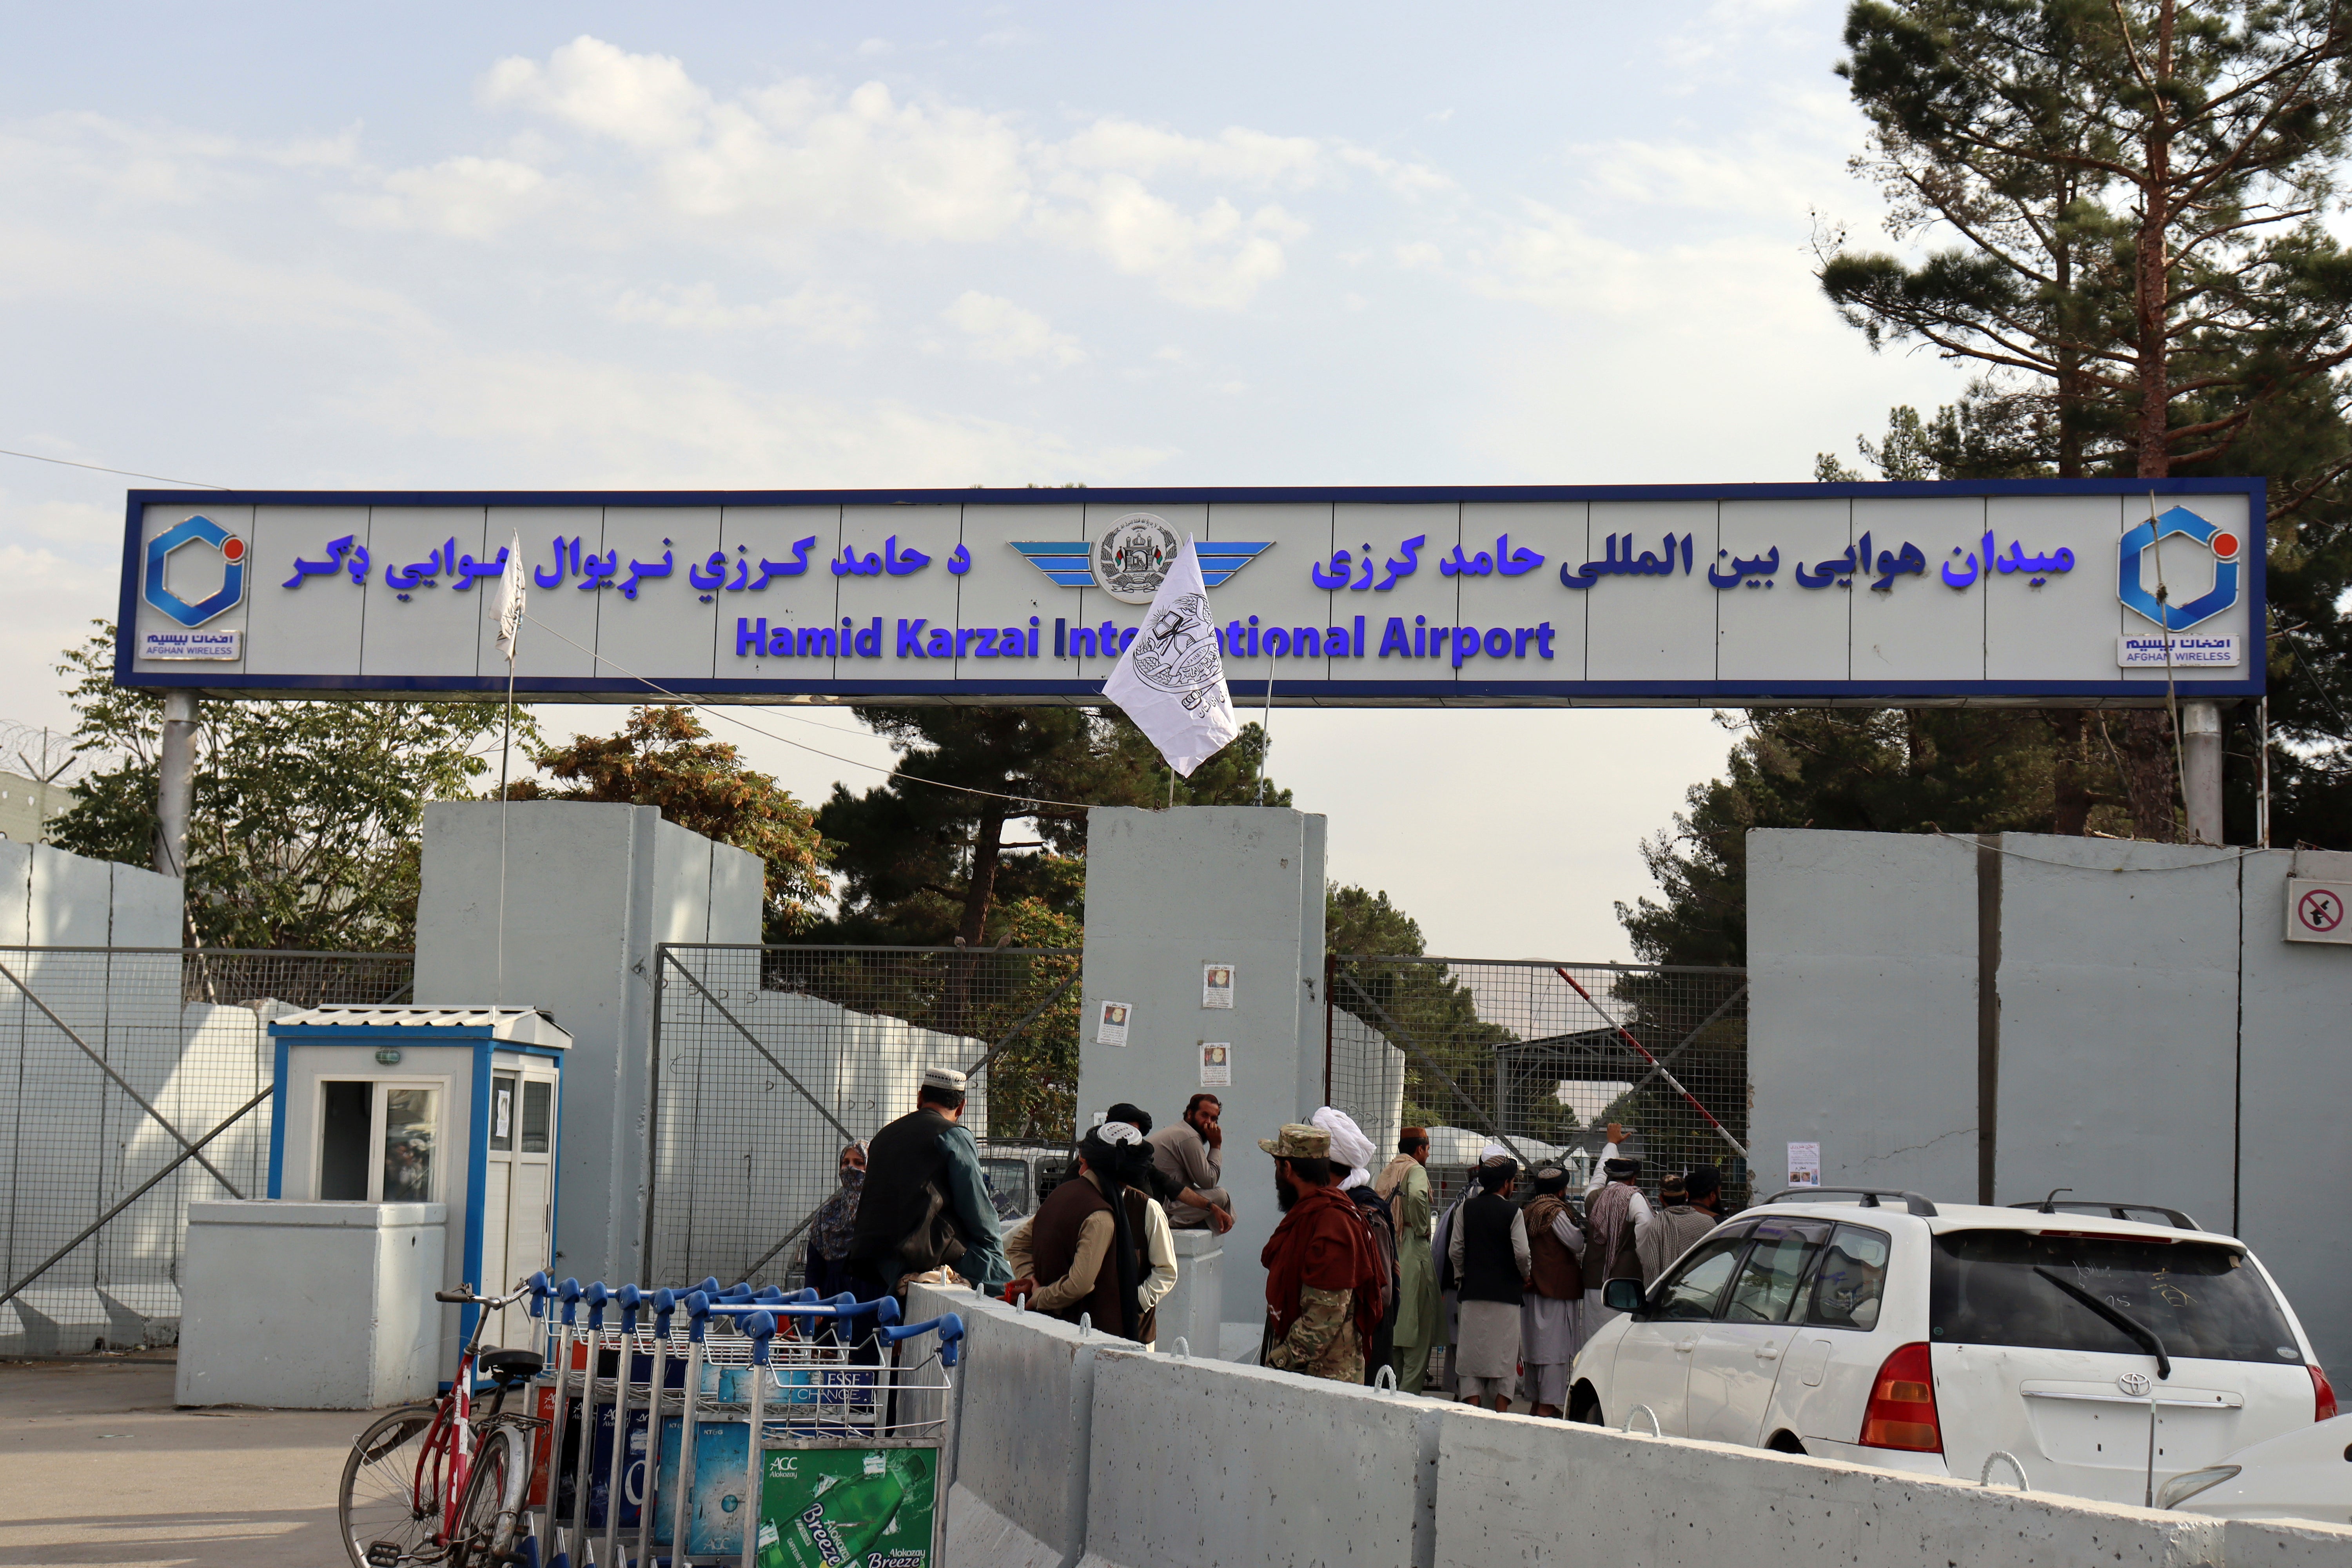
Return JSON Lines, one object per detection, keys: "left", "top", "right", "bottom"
{"left": 1325, "top": 956, "right": 1749, "bottom": 1207}
{"left": 643, "top": 943, "right": 1081, "bottom": 1290}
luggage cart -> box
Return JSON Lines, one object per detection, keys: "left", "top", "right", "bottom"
{"left": 746, "top": 1301, "right": 965, "bottom": 1568}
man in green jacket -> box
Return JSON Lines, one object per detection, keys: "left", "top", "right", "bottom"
{"left": 1374, "top": 1127, "right": 1443, "bottom": 1393}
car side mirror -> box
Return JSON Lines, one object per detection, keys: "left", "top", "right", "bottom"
{"left": 1603, "top": 1278, "right": 1648, "bottom": 1315}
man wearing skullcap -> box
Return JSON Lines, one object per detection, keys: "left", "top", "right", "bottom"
{"left": 848, "top": 1066, "right": 1011, "bottom": 1296}
{"left": 1258, "top": 1123, "right": 1386, "bottom": 1382}
{"left": 1447, "top": 1154, "right": 1528, "bottom": 1410}
{"left": 1376, "top": 1128, "right": 1442, "bottom": 1392}
{"left": 1582, "top": 1122, "right": 1655, "bottom": 1331}
{"left": 1517, "top": 1165, "right": 1586, "bottom": 1417}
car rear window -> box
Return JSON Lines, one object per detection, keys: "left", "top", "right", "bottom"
{"left": 1929, "top": 1229, "right": 2300, "bottom": 1364}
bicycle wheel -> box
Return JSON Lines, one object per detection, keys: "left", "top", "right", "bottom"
{"left": 338, "top": 1404, "right": 445, "bottom": 1568}
{"left": 449, "top": 1423, "right": 530, "bottom": 1567}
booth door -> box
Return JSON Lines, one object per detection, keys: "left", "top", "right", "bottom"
{"left": 480, "top": 1071, "right": 558, "bottom": 1351}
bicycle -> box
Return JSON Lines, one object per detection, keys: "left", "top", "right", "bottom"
{"left": 336, "top": 1276, "right": 546, "bottom": 1568}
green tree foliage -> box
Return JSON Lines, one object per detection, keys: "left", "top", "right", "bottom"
{"left": 509, "top": 706, "right": 831, "bottom": 940}
{"left": 810, "top": 708, "right": 1285, "bottom": 947}
{"left": 47, "top": 623, "right": 525, "bottom": 949}
{"left": 1824, "top": 0, "right": 2352, "bottom": 479}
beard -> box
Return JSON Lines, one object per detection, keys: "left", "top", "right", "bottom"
{"left": 1275, "top": 1169, "right": 1298, "bottom": 1212}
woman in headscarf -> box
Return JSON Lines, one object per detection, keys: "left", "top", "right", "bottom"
{"left": 801, "top": 1140, "right": 869, "bottom": 1299}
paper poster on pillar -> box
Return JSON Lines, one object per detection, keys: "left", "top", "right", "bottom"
{"left": 1201, "top": 963, "right": 1234, "bottom": 1008}
{"left": 1787, "top": 1142, "right": 1822, "bottom": 1187}
{"left": 1200, "top": 1042, "right": 1232, "bottom": 1087}
{"left": 1095, "top": 1001, "right": 1132, "bottom": 1047}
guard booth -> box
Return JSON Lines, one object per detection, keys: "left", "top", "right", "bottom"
{"left": 267, "top": 1005, "right": 569, "bottom": 1357}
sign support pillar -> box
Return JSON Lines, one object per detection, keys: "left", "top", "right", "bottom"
{"left": 154, "top": 690, "right": 199, "bottom": 878}
{"left": 2183, "top": 700, "right": 2224, "bottom": 845}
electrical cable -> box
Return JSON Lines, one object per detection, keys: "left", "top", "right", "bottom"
{"left": 0, "top": 447, "right": 230, "bottom": 490}
{"left": 515, "top": 608, "right": 1096, "bottom": 812}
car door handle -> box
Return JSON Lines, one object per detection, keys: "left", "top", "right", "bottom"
{"left": 1673, "top": 1339, "right": 1698, "bottom": 1353}
{"left": 1754, "top": 1345, "right": 1780, "bottom": 1360}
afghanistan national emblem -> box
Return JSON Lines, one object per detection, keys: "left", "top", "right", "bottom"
{"left": 1094, "top": 514, "right": 1182, "bottom": 604}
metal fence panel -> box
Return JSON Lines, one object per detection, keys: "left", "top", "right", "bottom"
{"left": 646, "top": 944, "right": 1080, "bottom": 1291}
{"left": 0, "top": 947, "right": 413, "bottom": 1353}
{"left": 1325, "top": 956, "right": 1749, "bottom": 1212}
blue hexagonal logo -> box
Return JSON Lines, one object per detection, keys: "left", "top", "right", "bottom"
{"left": 143, "top": 515, "right": 247, "bottom": 628}
{"left": 2117, "top": 505, "right": 2241, "bottom": 631}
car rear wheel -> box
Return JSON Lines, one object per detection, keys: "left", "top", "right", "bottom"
{"left": 1766, "top": 1431, "right": 1808, "bottom": 1455}
{"left": 1568, "top": 1383, "right": 1603, "bottom": 1426}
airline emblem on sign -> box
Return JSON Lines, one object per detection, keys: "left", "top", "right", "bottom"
{"left": 144, "top": 514, "right": 249, "bottom": 628}
{"left": 1009, "top": 514, "right": 1273, "bottom": 604}
{"left": 2117, "top": 505, "right": 2241, "bottom": 631}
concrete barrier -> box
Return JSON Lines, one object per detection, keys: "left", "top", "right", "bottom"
{"left": 1155, "top": 1229, "right": 1222, "bottom": 1357}
{"left": 911, "top": 1283, "right": 1106, "bottom": 1568}
{"left": 1078, "top": 1344, "right": 1459, "bottom": 1568}
{"left": 924, "top": 1277, "right": 2352, "bottom": 1567}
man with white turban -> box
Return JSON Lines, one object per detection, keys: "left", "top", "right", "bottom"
{"left": 1312, "top": 1107, "right": 1396, "bottom": 1381}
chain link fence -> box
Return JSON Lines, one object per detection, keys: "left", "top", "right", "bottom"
{"left": 644, "top": 944, "right": 1081, "bottom": 1292}
{"left": 0, "top": 947, "right": 414, "bottom": 1355}
{"left": 1325, "top": 956, "right": 1749, "bottom": 1214}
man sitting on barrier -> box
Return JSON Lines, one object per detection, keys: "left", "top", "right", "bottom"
{"left": 848, "top": 1067, "right": 1012, "bottom": 1299}
{"left": 1000, "top": 1121, "right": 1171, "bottom": 1343}
{"left": 1259, "top": 1123, "right": 1385, "bottom": 1383}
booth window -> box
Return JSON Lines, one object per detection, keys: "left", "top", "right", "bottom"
{"left": 520, "top": 1080, "right": 552, "bottom": 1154}
{"left": 316, "top": 1080, "right": 440, "bottom": 1202}
{"left": 319, "top": 1081, "right": 372, "bottom": 1200}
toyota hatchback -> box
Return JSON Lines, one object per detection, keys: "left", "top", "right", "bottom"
{"left": 1566, "top": 1189, "right": 2336, "bottom": 1508}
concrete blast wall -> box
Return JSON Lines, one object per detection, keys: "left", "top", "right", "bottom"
{"left": 414, "top": 801, "right": 762, "bottom": 1283}
{"left": 1749, "top": 828, "right": 2352, "bottom": 1374}
{"left": 912, "top": 1282, "right": 2352, "bottom": 1568}
{"left": 1075, "top": 807, "right": 1327, "bottom": 1325}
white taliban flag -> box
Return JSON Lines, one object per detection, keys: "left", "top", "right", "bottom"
{"left": 494, "top": 530, "right": 526, "bottom": 662}
{"left": 1101, "top": 534, "right": 1240, "bottom": 776}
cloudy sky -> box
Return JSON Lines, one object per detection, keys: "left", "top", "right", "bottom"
{"left": 0, "top": 2, "right": 1965, "bottom": 956}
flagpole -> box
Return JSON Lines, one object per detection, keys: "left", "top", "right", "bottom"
{"left": 1256, "top": 655, "right": 1274, "bottom": 804}
{"left": 493, "top": 533, "right": 523, "bottom": 1008}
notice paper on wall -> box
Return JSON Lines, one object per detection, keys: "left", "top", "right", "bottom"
{"left": 1201, "top": 963, "right": 1234, "bottom": 1008}
{"left": 1199, "top": 1042, "right": 1232, "bottom": 1087}
{"left": 1786, "top": 1142, "right": 1822, "bottom": 1187}
{"left": 1095, "top": 1001, "right": 1132, "bottom": 1047}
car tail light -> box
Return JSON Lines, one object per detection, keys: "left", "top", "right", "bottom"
{"left": 2312, "top": 1364, "right": 2338, "bottom": 1422}
{"left": 1859, "top": 1341, "right": 1942, "bottom": 1452}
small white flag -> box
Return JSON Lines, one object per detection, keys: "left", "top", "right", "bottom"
{"left": 1101, "top": 534, "right": 1240, "bottom": 776}
{"left": 494, "top": 530, "right": 526, "bottom": 663}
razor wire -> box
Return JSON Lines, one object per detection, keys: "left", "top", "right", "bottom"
{"left": 0, "top": 947, "right": 414, "bottom": 1347}
{"left": 1325, "top": 956, "right": 1749, "bottom": 1214}
{"left": 645, "top": 944, "right": 1082, "bottom": 1292}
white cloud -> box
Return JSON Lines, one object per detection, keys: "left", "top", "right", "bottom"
{"left": 854, "top": 38, "right": 893, "bottom": 57}
{"left": 942, "top": 291, "right": 1085, "bottom": 366}
{"left": 339, "top": 155, "right": 554, "bottom": 237}
{"left": 610, "top": 281, "right": 873, "bottom": 344}
{"left": 1056, "top": 120, "right": 1325, "bottom": 188}
{"left": 1037, "top": 176, "right": 1302, "bottom": 308}
{"left": 480, "top": 35, "right": 712, "bottom": 150}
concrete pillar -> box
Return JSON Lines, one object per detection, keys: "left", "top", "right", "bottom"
{"left": 2182, "top": 701, "right": 2224, "bottom": 845}
{"left": 153, "top": 691, "right": 199, "bottom": 878}
{"left": 1074, "top": 806, "right": 1327, "bottom": 1328}
{"left": 411, "top": 802, "right": 763, "bottom": 1282}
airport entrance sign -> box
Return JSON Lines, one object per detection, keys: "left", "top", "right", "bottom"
{"left": 115, "top": 480, "right": 2263, "bottom": 705}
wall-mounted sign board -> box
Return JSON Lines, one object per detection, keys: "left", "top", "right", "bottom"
{"left": 116, "top": 481, "right": 2263, "bottom": 706}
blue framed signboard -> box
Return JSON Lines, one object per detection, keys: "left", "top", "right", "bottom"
{"left": 116, "top": 480, "right": 2265, "bottom": 705}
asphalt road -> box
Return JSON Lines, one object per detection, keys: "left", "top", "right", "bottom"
{"left": 0, "top": 1355, "right": 365, "bottom": 1567}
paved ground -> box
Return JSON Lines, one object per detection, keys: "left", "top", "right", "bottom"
{"left": 0, "top": 1356, "right": 365, "bottom": 1567}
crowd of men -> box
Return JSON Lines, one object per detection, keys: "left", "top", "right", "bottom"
{"left": 797, "top": 1068, "right": 1731, "bottom": 1412}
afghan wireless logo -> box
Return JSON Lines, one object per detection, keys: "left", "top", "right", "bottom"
{"left": 2117, "top": 505, "right": 2241, "bottom": 630}
{"left": 144, "top": 515, "right": 249, "bottom": 627}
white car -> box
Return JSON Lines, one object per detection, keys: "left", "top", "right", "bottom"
{"left": 1567, "top": 1188, "right": 2337, "bottom": 1508}
{"left": 2157, "top": 1411, "right": 2352, "bottom": 1525}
